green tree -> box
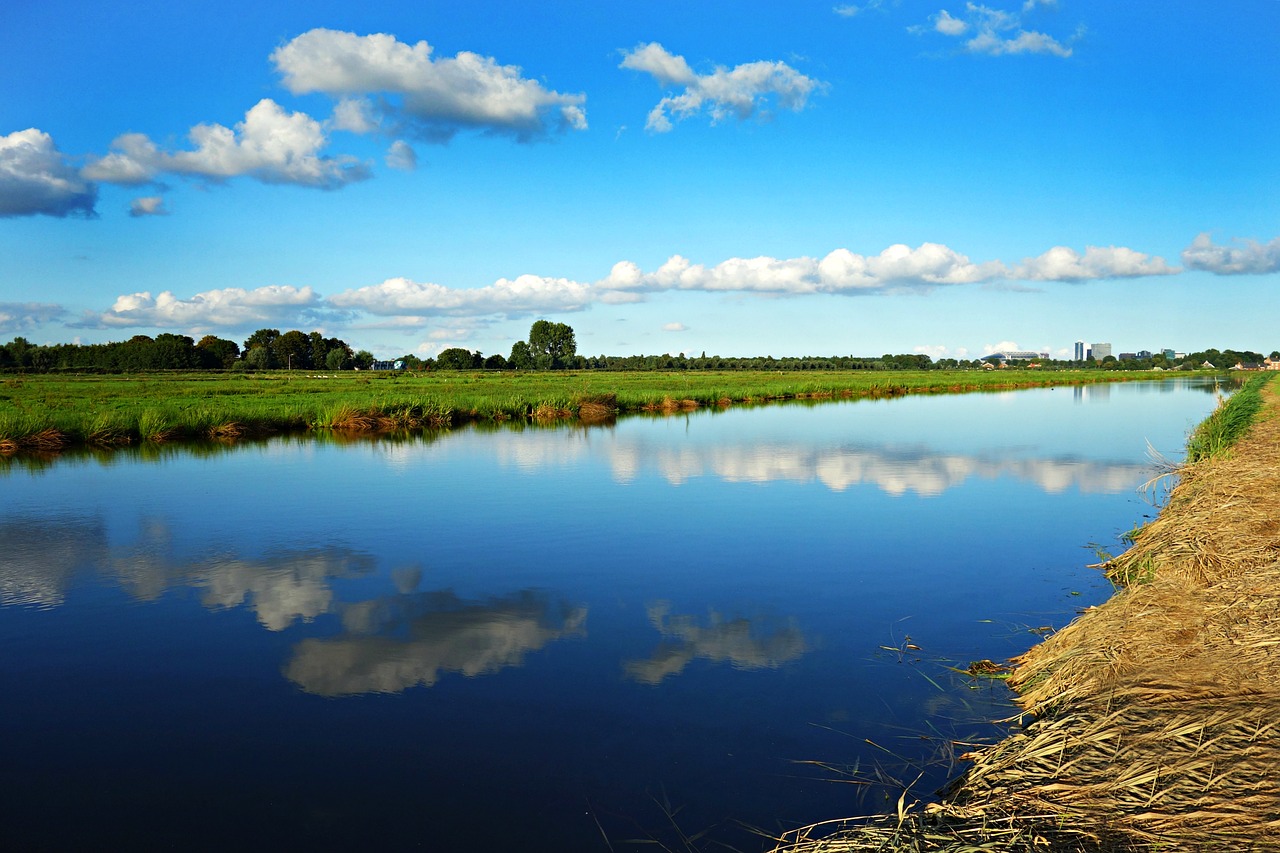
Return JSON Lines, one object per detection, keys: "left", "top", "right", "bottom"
{"left": 196, "top": 335, "right": 240, "bottom": 368}
{"left": 509, "top": 340, "right": 535, "bottom": 370}
{"left": 271, "top": 330, "right": 312, "bottom": 369}
{"left": 352, "top": 350, "right": 375, "bottom": 370}
{"left": 244, "top": 346, "right": 272, "bottom": 370}
{"left": 527, "top": 320, "right": 576, "bottom": 369}
{"left": 243, "top": 328, "right": 280, "bottom": 355}
{"left": 325, "top": 348, "right": 350, "bottom": 370}
{"left": 484, "top": 353, "right": 509, "bottom": 370}
{"left": 436, "top": 347, "right": 479, "bottom": 370}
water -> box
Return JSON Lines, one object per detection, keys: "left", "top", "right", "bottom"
{"left": 0, "top": 379, "right": 1222, "bottom": 851}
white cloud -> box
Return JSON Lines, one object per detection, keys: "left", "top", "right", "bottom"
{"left": 1015, "top": 245, "right": 1178, "bottom": 281}
{"left": 271, "top": 28, "right": 587, "bottom": 143}
{"left": 96, "top": 285, "right": 320, "bottom": 328}
{"left": 0, "top": 302, "right": 65, "bottom": 334}
{"left": 662, "top": 322, "right": 688, "bottom": 332}
{"left": 1181, "top": 233, "right": 1280, "bottom": 276}
{"left": 934, "top": 10, "right": 969, "bottom": 35}
{"left": 920, "top": 2, "right": 1077, "bottom": 57}
{"left": 329, "top": 274, "right": 601, "bottom": 318}
{"left": 0, "top": 128, "right": 97, "bottom": 218}
{"left": 385, "top": 140, "right": 417, "bottom": 171}
{"left": 619, "top": 43, "right": 824, "bottom": 132}
{"left": 83, "top": 99, "right": 371, "bottom": 189}
{"left": 128, "top": 195, "right": 168, "bottom": 217}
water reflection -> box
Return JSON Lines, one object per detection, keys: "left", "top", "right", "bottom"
{"left": 284, "top": 590, "right": 588, "bottom": 696}
{"left": 624, "top": 601, "right": 807, "bottom": 684}
{"left": 0, "top": 517, "right": 108, "bottom": 607}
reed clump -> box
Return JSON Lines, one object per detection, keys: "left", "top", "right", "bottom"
{"left": 773, "top": 374, "right": 1280, "bottom": 853}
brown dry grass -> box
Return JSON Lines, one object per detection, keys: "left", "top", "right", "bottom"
{"left": 773, "top": 376, "right": 1280, "bottom": 852}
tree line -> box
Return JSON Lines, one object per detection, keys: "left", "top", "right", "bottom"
{"left": 1, "top": 320, "right": 1274, "bottom": 373}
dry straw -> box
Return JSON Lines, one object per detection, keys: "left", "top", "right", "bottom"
{"left": 773, "top": 376, "right": 1280, "bottom": 852}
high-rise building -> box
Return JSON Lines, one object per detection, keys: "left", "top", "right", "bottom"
{"left": 1074, "top": 341, "right": 1085, "bottom": 361}
{"left": 1091, "top": 342, "right": 1112, "bottom": 361}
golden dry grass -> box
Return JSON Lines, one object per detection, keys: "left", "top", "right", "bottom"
{"left": 774, "top": 376, "right": 1280, "bottom": 852}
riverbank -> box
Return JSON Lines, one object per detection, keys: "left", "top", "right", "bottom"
{"left": 772, "top": 372, "right": 1280, "bottom": 851}
{"left": 0, "top": 368, "right": 1217, "bottom": 454}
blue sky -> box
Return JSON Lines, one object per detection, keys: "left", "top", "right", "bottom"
{"left": 2, "top": 0, "right": 1277, "bottom": 360}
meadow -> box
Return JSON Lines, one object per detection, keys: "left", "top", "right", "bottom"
{"left": 0, "top": 368, "right": 1206, "bottom": 453}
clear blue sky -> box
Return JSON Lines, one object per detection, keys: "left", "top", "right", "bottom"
{"left": 2, "top": 0, "right": 1277, "bottom": 360}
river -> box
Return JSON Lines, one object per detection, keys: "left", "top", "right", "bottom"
{"left": 0, "top": 379, "right": 1223, "bottom": 851}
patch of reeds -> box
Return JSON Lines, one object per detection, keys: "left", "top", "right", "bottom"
{"left": 1184, "top": 374, "right": 1268, "bottom": 463}
{"left": 772, "top": 374, "right": 1280, "bottom": 853}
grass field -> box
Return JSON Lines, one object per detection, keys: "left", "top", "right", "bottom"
{"left": 0, "top": 368, "right": 1212, "bottom": 453}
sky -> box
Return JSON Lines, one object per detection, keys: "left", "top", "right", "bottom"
{"left": 2, "top": 0, "right": 1278, "bottom": 361}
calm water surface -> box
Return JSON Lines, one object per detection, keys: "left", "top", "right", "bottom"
{"left": 0, "top": 380, "right": 1222, "bottom": 851}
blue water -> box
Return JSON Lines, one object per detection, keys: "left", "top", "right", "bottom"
{"left": 0, "top": 379, "right": 1221, "bottom": 851}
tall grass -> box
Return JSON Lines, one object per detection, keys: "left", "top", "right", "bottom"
{"left": 1184, "top": 373, "right": 1271, "bottom": 463}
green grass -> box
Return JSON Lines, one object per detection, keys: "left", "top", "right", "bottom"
{"left": 0, "top": 368, "right": 1211, "bottom": 453}
{"left": 1184, "top": 373, "right": 1272, "bottom": 463}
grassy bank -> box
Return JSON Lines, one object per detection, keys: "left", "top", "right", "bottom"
{"left": 771, "top": 373, "right": 1280, "bottom": 852}
{"left": 0, "top": 368, "right": 1195, "bottom": 454}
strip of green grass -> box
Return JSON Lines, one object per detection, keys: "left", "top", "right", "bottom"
{"left": 1184, "top": 373, "right": 1273, "bottom": 463}
{"left": 0, "top": 368, "right": 1210, "bottom": 453}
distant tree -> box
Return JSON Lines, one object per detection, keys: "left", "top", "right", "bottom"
{"left": 397, "top": 354, "right": 426, "bottom": 370}
{"left": 244, "top": 346, "right": 272, "bottom": 370}
{"left": 527, "top": 320, "right": 576, "bottom": 369}
{"left": 352, "top": 350, "right": 375, "bottom": 370}
{"left": 1271, "top": 351, "right": 1280, "bottom": 361}
{"left": 325, "top": 349, "right": 350, "bottom": 370}
{"left": 243, "top": 328, "right": 280, "bottom": 354}
{"left": 484, "top": 353, "right": 509, "bottom": 370}
{"left": 196, "top": 335, "right": 240, "bottom": 369}
{"left": 271, "top": 330, "right": 312, "bottom": 369}
{"left": 436, "top": 347, "right": 479, "bottom": 370}
{"left": 509, "top": 340, "right": 535, "bottom": 370}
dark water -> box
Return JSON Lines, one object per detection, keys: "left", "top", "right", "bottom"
{"left": 0, "top": 380, "right": 1222, "bottom": 851}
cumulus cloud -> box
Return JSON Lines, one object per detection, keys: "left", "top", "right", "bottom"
{"left": 662, "top": 322, "right": 688, "bottom": 332}
{"left": 1015, "top": 245, "right": 1178, "bottom": 281}
{"left": 619, "top": 42, "right": 824, "bottom": 132}
{"left": 329, "top": 274, "right": 605, "bottom": 318}
{"left": 0, "top": 302, "right": 66, "bottom": 334}
{"left": 271, "top": 28, "right": 587, "bottom": 143}
{"left": 834, "top": 1, "right": 895, "bottom": 16}
{"left": 95, "top": 284, "right": 320, "bottom": 329}
{"left": 919, "top": 2, "right": 1078, "bottom": 57}
{"left": 128, "top": 195, "right": 168, "bottom": 217}
{"left": 0, "top": 128, "right": 97, "bottom": 218}
{"left": 83, "top": 99, "right": 370, "bottom": 189}
{"left": 385, "top": 140, "right": 417, "bottom": 171}
{"left": 624, "top": 602, "right": 807, "bottom": 684}
{"left": 1181, "top": 233, "right": 1280, "bottom": 276}
{"left": 604, "top": 243, "right": 1005, "bottom": 295}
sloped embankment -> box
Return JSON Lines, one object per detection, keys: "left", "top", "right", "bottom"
{"left": 774, "top": 374, "right": 1280, "bottom": 852}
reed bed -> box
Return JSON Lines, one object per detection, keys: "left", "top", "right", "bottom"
{"left": 773, "top": 374, "right": 1280, "bottom": 853}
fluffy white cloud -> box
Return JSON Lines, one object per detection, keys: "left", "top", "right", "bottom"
{"left": 921, "top": 2, "right": 1077, "bottom": 57}
{"left": 0, "top": 128, "right": 97, "bottom": 218}
{"left": 604, "top": 243, "right": 1004, "bottom": 294}
{"left": 329, "top": 274, "right": 602, "bottom": 317}
{"left": 1181, "top": 233, "right": 1280, "bottom": 276}
{"left": 0, "top": 302, "right": 65, "bottom": 334}
{"left": 385, "top": 140, "right": 417, "bottom": 171}
{"left": 128, "top": 195, "right": 168, "bottom": 217}
{"left": 620, "top": 43, "right": 824, "bottom": 132}
{"left": 1015, "top": 245, "right": 1178, "bottom": 281}
{"left": 271, "top": 28, "right": 587, "bottom": 143}
{"left": 96, "top": 285, "right": 319, "bottom": 328}
{"left": 662, "top": 322, "right": 688, "bottom": 332}
{"left": 83, "top": 99, "right": 370, "bottom": 189}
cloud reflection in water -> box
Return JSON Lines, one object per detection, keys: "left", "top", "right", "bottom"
{"left": 624, "top": 601, "right": 807, "bottom": 684}
{"left": 284, "top": 590, "right": 588, "bottom": 696}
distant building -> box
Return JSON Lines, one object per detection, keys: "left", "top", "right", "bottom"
{"left": 1163, "top": 349, "right": 1176, "bottom": 360}
{"left": 1091, "top": 342, "right": 1112, "bottom": 361}
{"left": 1137, "top": 350, "right": 1153, "bottom": 360}
{"left": 1074, "top": 341, "right": 1086, "bottom": 361}
{"left": 371, "top": 359, "right": 406, "bottom": 371}
{"left": 981, "top": 350, "right": 1044, "bottom": 364}
{"left": 1119, "top": 353, "right": 1137, "bottom": 361}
